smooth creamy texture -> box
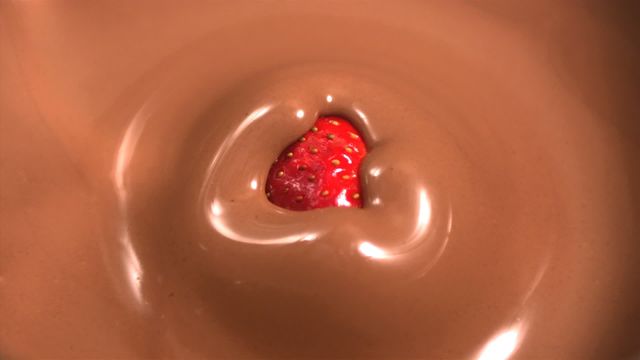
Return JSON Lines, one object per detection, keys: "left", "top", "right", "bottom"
{"left": 1, "top": 1, "right": 639, "bottom": 359}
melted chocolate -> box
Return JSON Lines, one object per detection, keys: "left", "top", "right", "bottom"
{"left": 1, "top": 1, "right": 639, "bottom": 358}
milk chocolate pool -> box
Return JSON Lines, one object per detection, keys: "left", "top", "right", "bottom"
{"left": 1, "top": 1, "right": 639, "bottom": 359}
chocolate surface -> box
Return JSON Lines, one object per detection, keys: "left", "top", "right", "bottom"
{"left": 1, "top": 1, "right": 639, "bottom": 358}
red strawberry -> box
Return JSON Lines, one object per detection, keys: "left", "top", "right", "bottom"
{"left": 266, "top": 116, "right": 367, "bottom": 211}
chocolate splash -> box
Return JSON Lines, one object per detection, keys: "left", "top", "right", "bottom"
{"left": 1, "top": 1, "right": 639, "bottom": 358}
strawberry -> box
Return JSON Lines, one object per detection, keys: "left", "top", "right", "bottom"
{"left": 266, "top": 116, "right": 367, "bottom": 211}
